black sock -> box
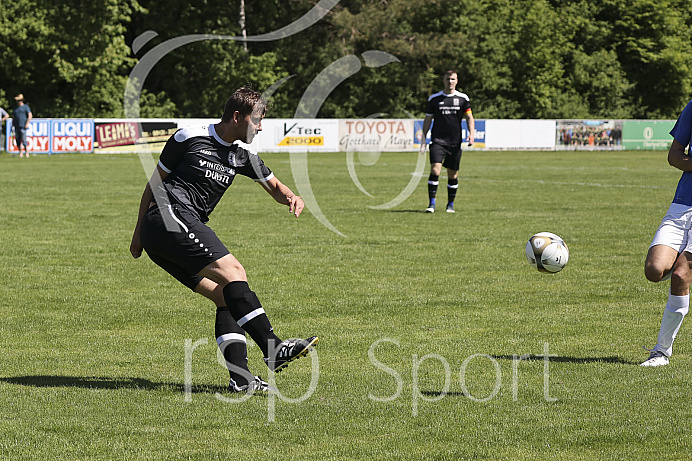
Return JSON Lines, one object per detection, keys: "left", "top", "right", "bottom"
{"left": 215, "top": 306, "right": 254, "bottom": 387}
{"left": 222, "top": 281, "right": 281, "bottom": 358}
{"left": 447, "top": 178, "right": 458, "bottom": 205}
{"left": 428, "top": 174, "right": 439, "bottom": 204}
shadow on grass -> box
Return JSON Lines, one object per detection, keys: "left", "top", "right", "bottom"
{"left": 0, "top": 375, "right": 229, "bottom": 394}
{"left": 381, "top": 209, "right": 428, "bottom": 213}
{"left": 490, "top": 355, "right": 639, "bottom": 365}
{"left": 419, "top": 390, "right": 466, "bottom": 397}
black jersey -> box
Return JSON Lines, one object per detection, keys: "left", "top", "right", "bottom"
{"left": 425, "top": 90, "right": 471, "bottom": 146}
{"left": 157, "top": 124, "right": 273, "bottom": 223}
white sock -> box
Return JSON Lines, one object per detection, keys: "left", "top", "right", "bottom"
{"left": 654, "top": 292, "right": 689, "bottom": 357}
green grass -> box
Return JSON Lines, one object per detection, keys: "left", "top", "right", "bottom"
{"left": 0, "top": 149, "right": 690, "bottom": 460}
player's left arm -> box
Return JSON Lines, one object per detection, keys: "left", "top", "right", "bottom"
{"left": 25, "top": 110, "right": 32, "bottom": 129}
{"left": 259, "top": 176, "right": 304, "bottom": 217}
{"left": 465, "top": 110, "right": 475, "bottom": 146}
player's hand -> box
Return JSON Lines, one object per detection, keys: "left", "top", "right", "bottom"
{"left": 287, "top": 195, "right": 304, "bottom": 217}
{"left": 419, "top": 143, "right": 427, "bottom": 155}
{"left": 130, "top": 233, "right": 143, "bottom": 258}
{"left": 467, "top": 139, "right": 474, "bottom": 147}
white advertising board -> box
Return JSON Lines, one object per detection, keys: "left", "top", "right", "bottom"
{"left": 339, "top": 119, "right": 415, "bottom": 152}
{"left": 253, "top": 119, "right": 340, "bottom": 153}
{"left": 485, "top": 120, "right": 556, "bottom": 149}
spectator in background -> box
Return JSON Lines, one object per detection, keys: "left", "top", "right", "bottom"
{"left": 0, "top": 106, "right": 8, "bottom": 152}
{"left": 13, "top": 94, "right": 32, "bottom": 158}
{"left": 611, "top": 124, "right": 622, "bottom": 147}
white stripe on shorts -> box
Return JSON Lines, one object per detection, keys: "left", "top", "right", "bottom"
{"left": 167, "top": 205, "right": 189, "bottom": 233}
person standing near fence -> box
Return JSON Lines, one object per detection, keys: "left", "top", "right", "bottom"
{"left": 12, "top": 94, "right": 32, "bottom": 157}
{"left": 0, "top": 106, "right": 8, "bottom": 152}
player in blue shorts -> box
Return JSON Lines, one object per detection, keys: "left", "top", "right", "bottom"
{"left": 419, "top": 70, "right": 475, "bottom": 213}
{"left": 642, "top": 99, "right": 692, "bottom": 367}
{"left": 130, "top": 87, "right": 318, "bottom": 392}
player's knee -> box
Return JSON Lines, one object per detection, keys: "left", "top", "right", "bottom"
{"left": 206, "top": 256, "right": 247, "bottom": 284}
{"left": 671, "top": 264, "right": 692, "bottom": 286}
{"left": 644, "top": 263, "right": 667, "bottom": 283}
{"left": 223, "top": 260, "right": 247, "bottom": 282}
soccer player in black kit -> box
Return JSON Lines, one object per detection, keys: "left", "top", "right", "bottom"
{"left": 419, "top": 70, "right": 475, "bottom": 213}
{"left": 130, "top": 87, "right": 318, "bottom": 393}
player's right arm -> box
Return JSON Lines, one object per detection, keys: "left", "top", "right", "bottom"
{"left": 131, "top": 131, "right": 187, "bottom": 258}
{"left": 668, "top": 139, "right": 692, "bottom": 172}
{"left": 668, "top": 100, "right": 692, "bottom": 172}
{"left": 419, "top": 115, "right": 433, "bottom": 154}
{"left": 130, "top": 164, "right": 170, "bottom": 258}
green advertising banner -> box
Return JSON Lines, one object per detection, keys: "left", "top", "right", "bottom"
{"left": 622, "top": 120, "right": 676, "bottom": 150}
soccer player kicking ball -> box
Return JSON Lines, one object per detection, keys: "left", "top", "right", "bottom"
{"left": 130, "top": 86, "right": 318, "bottom": 392}
{"left": 419, "top": 70, "right": 475, "bottom": 214}
{"left": 642, "top": 99, "right": 692, "bottom": 367}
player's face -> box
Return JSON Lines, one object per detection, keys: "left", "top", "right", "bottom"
{"left": 443, "top": 73, "right": 458, "bottom": 92}
{"left": 240, "top": 112, "right": 263, "bottom": 143}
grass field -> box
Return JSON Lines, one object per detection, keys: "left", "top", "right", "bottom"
{"left": 0, "top": 149, "right": 690, "bottom": 460}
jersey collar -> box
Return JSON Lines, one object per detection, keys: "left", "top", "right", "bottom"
{"left": 209, "top": 124, "right": 233, "bottom": 147}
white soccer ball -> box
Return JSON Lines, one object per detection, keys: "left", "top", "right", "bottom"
{"left": 525, "top": 232, "right": 569, "bottom": 273}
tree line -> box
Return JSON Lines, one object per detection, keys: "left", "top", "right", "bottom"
{"left": 1, "top": 0, "right": 691, "bottom": 120}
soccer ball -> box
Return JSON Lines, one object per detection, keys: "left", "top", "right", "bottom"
{"left": 525, "top": 232, "right": 569, "bottom": 273}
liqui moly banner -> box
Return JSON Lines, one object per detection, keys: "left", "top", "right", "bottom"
{"left": 6, "top": 119, "right": 51, "bottom": 153}
{"left": 52, "top": 119, "right": 94, "bottom": 153}
{"left": 5, "top": 119, "right": 94, "bottom": 153}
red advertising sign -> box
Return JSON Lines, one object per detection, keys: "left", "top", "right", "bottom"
{"left": 95, "top": 122, "right": 140, "bottom": 148}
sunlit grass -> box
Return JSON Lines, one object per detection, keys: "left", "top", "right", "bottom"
{"left": 0, "top": 150, "right": 688, "bottom": 460}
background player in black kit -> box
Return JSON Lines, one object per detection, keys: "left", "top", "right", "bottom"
{"left": 419, "top": 70, "right": 475, "bottom": 213}
{"left": 130, "top": 86, "right": 318, "bottom": 393}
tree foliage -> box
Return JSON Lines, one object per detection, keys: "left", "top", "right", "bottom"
{"left": 1, "top": 0, "right": 691, "bottom": 119}
{"left": 0, "top": 0, "right": 142, "bottom": 117}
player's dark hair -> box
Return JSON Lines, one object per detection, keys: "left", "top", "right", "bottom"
{"left": 222, "top": 86, "right": 267, "bottom": 122}
{"left": 444, "top": 69, "right": 457, "bottom": 77}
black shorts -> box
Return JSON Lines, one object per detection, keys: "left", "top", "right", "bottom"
{"left": 140, "top": 204, "right": 230, "bottom": 290}
{"left": 429, "top": 143, "right": 462, "bottom": 171}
